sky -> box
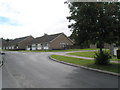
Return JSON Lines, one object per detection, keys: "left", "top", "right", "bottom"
{"left": 0, "top": 0, "right": 72, "bottom": 39}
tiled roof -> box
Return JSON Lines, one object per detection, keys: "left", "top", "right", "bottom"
{"left": 29, "top": 33, "right": 63, "bottom": 44}
{"left": 7, "top": 36, "right": 32, "bottom": 46}
{"left": 1, "top": 39, "right": 12, "bottom": 46}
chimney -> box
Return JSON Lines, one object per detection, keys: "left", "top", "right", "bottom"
{"left": 44, "top": 33, "right": 48, "bottom": 36}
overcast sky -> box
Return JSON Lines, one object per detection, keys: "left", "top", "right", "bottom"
{"left": 0, "top": 0, "right": 72, "bottom": 39}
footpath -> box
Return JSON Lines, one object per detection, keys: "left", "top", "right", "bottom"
{"left": 55, "top": 51, "right": 120, "bottom": 63}
{"left": 51, "top": 50, "right": 119, "bottom": 76}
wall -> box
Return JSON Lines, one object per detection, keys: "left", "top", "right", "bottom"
{"left": 18, "top": 36, "right": 34, "bottom": 50}
{"left": 49, "top": 34, "right": 74, "bottom": 50}
{"left": 90, "top": 44, "right": 96, "bottom": 48}
{"left": 104, "top": 43, "right": 110, "bottom": 48}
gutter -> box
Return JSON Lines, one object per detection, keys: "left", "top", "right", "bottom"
{"left": 49, "top": 55, "right": 120, "bottom": 77}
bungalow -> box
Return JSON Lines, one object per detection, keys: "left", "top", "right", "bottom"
{"left": 90, "top": 43, "right": 110, "bottom": 49}
{"left": 3, "top": 35, "right": 34, "bottom": 50}
{"left": 0, "top": 38, "right": 2, "bottom": 50}
{"left": 110, "top": 44, "right": 119, "bottom": 56}
{"left": 1, "top": 38, "right": 9, "bottom": 50}
{"left": 27, "top": 33, "right": 74, "bottom": 50}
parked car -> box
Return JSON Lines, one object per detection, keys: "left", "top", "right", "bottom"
{"left": 0, "top": 51, "right": 4, "bottom": 66}
{"left": 0, "top": 51, "right": 5, "bottom": 55}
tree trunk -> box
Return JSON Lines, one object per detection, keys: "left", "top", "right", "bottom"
{"left": 117, "top": 50, "right": 120, "bottom": 59}
{"left": 99, "top": 40, "right": 103, "bottom": 54}
{"left": 99, "top": 45, "right": 103, "bottom": 54}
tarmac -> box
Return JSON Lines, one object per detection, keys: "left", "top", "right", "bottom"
{"left": 0, "top": 55, "right": 2, "bottom": 90}
{"left": 3, "top": 51, "right": 119, "bottom": 88}
{"left": 0, "top": 55, "right": 2, "bottom": 67}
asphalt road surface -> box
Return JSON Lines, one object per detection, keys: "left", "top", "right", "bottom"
{"left": 2, "top": 52, "right": 119, "bottom": 88}
{"left": 0, "top": 55, "right": 2, "bottom": 89}
{"left": 0, "top": 67, "right": 1, "bottom": 89}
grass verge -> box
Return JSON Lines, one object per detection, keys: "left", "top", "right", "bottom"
{"left": 67, "top": 51, "right": 120, "bottom": 61}
{"left": 3, "top": 48, "right": 99, "bottom": 52}
{"left": 67, "top": 51, "right": 95, "bottom": 58}
{"left": 51, "top": 55, "right": 120, "bottom": 74}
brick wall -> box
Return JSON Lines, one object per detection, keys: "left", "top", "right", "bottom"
{"left": 18, "top": 36, "right": 34, "bottom": 50}
{"left": 49, "top": 34, "right": 74, "bottom": 50}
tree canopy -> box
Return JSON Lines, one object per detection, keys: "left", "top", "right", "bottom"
{"left": 67, "top": 2, "right": 120, "bottom": 49}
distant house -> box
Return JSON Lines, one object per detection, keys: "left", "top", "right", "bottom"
{"left": 90, "top": 43, "right": 110, "bottom": 49}
{"left": 110, "top": 44, "right": 119, "bottom": 56}
{"left": 0, "top": 38, "right": 2, "bottom": 50}
{"left": 27, "top": 33, "right": 74, "bottom": 50}
{"left": 90, "top": 43, "right": 119, "bottom": 56}
{"left": 3, "top": 36, "right": 34, "bottom": 50}
{"left": 1, "top": 38, "right": 9, "bottom": 50}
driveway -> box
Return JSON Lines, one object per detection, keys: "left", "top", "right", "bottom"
{"left": 2, "top": 51, "right": 119, "bottom": 88}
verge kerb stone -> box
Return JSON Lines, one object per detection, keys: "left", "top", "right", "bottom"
{"left": 49, "top": 56, "right": 120, "bottom": 77}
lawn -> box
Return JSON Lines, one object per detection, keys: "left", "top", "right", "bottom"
{"left": 67, "top": 51, "right": 95, "bottom": 58}
{"left": 67, "top": 51, "right": 120, "bottom": 61}
{"left": 3, "top": 48, "right": 99, "bottom": 52}
{"left": 51, "top": 55, "right": 120, "bottom": 74}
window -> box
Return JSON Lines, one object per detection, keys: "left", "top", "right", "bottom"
{"left": 15, "top": 45, "right": 18, "bottom": 49}
{"left": 37, "top": 44, "right": 41, "bottom": 47}
{"left": 12, "top": 46, "right": 14, "bottom": 49}
{"left": 44, "top": 43, "right": 48, "bottom": 47}
{"left": 32, "top": 44, "right": 36, "bottom": 47}
{"left": 60, "top": 43, "right": 66, "bottom": 48}
{"left": 37, "top": 44, "right": 42, "bottom": 50}
{"left": 28, "top": 45, "right": 31, "bottom": 48}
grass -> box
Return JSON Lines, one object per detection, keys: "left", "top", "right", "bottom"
{"left": 51, "top": 55, "right": 120, "bottom": 74}
{"left": 51, "top": 55, "right": 94, "bottom": 65}
{"left": 67, "top": 51, "right": 95, "bottom": 58}
{"left": 67, "top": 51, "right": 120, "bottom": 61}
{"left": 3, "top": 48, "right": 99, "bottom": 52}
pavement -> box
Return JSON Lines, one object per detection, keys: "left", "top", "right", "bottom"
{"left": 2, "top": 51, "right": 119, "bottom": 88}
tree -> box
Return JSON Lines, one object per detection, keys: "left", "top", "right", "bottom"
{"left": 67, "top": 2, "right": 120, "bottom": 54}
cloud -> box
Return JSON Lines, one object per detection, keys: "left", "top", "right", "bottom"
{"left": 0, "top": 1, "right": 20, "bottom": 14}
{"left": 0, "top": 16, "right": 20, "bottom": 26}
{"left": 0, "top": 0, "right": 71, "bottom": 39}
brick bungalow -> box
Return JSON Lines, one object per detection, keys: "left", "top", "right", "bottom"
{"left": 27, "top": 33, "right": 74, "bottom": 50}
{"left": 1, "top": 38, "right": 9, "bottom": 50}
{"left": 3, "top": 35, "right": 34, "bottom": 50}
{"left": 0, "top": 38, "right": 2, "bottom": 50}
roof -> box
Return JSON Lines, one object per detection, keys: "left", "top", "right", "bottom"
{"left": 1, "top": 39, "right": 13, "bottom": 46}
{"left": 8, "top": 36, "right": 32, "bottom": 46}
{"left": 29, "top": 33, "right": 63, "bottom": 44}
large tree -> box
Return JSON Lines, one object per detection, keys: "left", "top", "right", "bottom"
{"left": 67, "top": 2, "right": 120, "bottom": 53}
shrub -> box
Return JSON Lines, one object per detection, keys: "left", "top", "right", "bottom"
{"left": 117, "top": 49, "right": 120, "bottom": 59}
{"left": 94, "top": 51, "right": 111, "bottom": 65}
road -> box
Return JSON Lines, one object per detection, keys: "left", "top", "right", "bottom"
{"left": 0, "top": 67, "right": 1, "bottom": 90}
{"left": 0, "top": 55, "right": 2, "bottom": 90}
{"left": 2, "top": 52, "right": 119, "bottom": 88}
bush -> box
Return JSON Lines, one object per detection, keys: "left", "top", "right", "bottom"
{"left": 94, "top": 51, "right": 111, "bottom": 65}
{"left": 117, "top": 49, "right": 120, "bottom": 59}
